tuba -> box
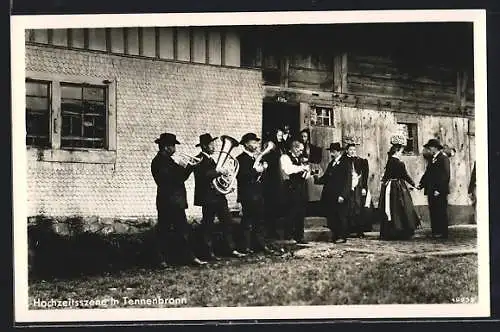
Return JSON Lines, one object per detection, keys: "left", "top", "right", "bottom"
{"left": 212, "top": 135, "right": 240, "bottom": 195}
{"left": 255, "top": 141, "right": 276, "bottom": 182}
{"left": 171, "top": 152, "right": 202, "bottom": 167}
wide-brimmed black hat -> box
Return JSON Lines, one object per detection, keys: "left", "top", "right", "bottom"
{"left": 195, "top": 133, "right": 218, "bottom": 147}
{"left": 423, "top": 138, "right": 443, "bottom": 149}
{"left": 154, "top": 133, "right": 180, "bottom": 145}
{"left": 326, "top": 142, "right": 343, "bottom": 152}
{"left": 240, "top": 133, "right": 260, "bottom": 144}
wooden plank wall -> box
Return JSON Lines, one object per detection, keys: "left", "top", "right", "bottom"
{"left": 346, "top": 54, "right": 470, "bottom": 115}
{"left": 25, "top": 27, "right": 240, "bottom": 67}
{"left": 338, "top": 106, "right": 474, "bottom": 207}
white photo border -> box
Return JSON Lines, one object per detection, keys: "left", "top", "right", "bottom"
{"left": 12, "top": 9, "right": 490, "bottom": 323}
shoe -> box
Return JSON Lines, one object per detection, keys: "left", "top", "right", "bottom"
{"left": 231, "top": 250, "right": 247, "bottom": 258}
{"left": 334, "top": 238, "right": 347, "bottom": 244}
{"left": 159, "top": 261, "right": 169, "bottom": 268}
{"left": 260, "top": 246, "right": 275, "bottom": 254}
{"left": 191, "top": 257, "right": 208, "bottom": 266}
{"left": 208, "top": 253, "right": 222, "bottom": 261}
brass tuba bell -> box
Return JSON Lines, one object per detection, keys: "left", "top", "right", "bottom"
{"left": 212, "top": 135, "right": 240, "bottom": 195}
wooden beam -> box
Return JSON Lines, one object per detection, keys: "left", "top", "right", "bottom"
{"left": 281, "top": 56, "right": 290, "bottom": 88}
{"left": 461, "top": 71, "right": 468, "bottom": 109}
{"left": 334, "top": 52, "right": 347, "bottom": 93}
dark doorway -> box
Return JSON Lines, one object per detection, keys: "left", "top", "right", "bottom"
{"left": 262, "top": 101, "right": 300, "bottom": 142}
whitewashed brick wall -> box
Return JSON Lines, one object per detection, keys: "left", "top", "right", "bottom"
{"left": 25, "top": 45, "right": 263, "bottom": 219}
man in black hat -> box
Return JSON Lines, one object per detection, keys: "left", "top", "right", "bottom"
{"left": 236, "top": 133, "right": 273, "bottom": 254}
{"left": 151, "top": 133, "right": 207, "bottom": 266}
{"left": 279, "top": 139, "right": 311, "bottom": 244}
{"left": 417, "top": 138, "right": 451, "bottom": 239}
{"left": 193, "top": 133, "right": 247, "bottom": 260}
{"left": 314, "top": 142, "right": 351, "bottom": 243}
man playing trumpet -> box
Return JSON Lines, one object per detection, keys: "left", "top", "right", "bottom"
{"left": 151, "top": 133, "right": 207, "bottom": 267}
{"left": 193, "top": 133, "right": 247, "bottom": 260}
{"left": 236, "top": 133, "right": 274, "bottom": 254}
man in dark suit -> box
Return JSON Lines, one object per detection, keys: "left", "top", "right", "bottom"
{"left": 151, "top": 133, "right": 207, "bottom": 267}
{"left": 417, "top": 138, "right": 451, "bottom": 239}
{"left": 314, "top": 143, "right": 351, "bottom": 243}
{"left": 193, "top": 133, "right": 247, "bottom": 260}
{"left": 236, "top": 133, "right": 273, "bottom": 254}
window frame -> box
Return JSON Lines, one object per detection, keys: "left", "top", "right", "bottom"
{"left": 25, "top": 71, "right": 117, "bottom": 164}
{"left": 396, "top": 121, "right": 419, "bottom": 156}
{"left": 310, "top": 105, "right": 334, "bottom": 127}
{"left": 25, "top": 79, "right": 52, "bottom": 148}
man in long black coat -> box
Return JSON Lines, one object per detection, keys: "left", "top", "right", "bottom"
{"left": 418, "top": 138, "right": 451, "bottom": 239}
{"left": 236, "top": 133, "right": 273, "bottom": 254}
{"left": 151, "top": 133, "right": 207, "bottom": 266}
{"left": 193, "top": 133, "right": 246, "bottom": 260}
{"left": 314, "top": 142, "right": 351, "bottom": 243}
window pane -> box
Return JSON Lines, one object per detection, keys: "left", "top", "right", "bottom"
{"left": 61, "top": 85, "right": 82, "bottom": 99}
{"left": 61, "top": 99, "right": 83, "bottom": 115}
{"left": 26, "top": 96, "right": 49, "bottom": 111}
{"left": 26, "top": 81, "right": 48, "bottom": 96}
{"left": 26, "top": 113, "right": 49, "bottom": 136}
{"left": 83, "top": 87, "right": 105, "bottom": 101}
{"left": 84, "top": 101, "right": 106, "bottom": 115}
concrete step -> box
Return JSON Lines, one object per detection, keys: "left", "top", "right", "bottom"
{"left": 304, "top": 227, "right": 332, "bottom": 242}
{"left": 304, "top": 216, "right": 327, "bottom": 228}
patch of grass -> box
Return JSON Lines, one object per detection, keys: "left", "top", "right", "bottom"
{"left": 29, "top": 252, "right": 478, "bottom": 308}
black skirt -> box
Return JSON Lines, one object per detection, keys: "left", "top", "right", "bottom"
{"left": 378, "top": 179, "right": 421, "bottom": 240}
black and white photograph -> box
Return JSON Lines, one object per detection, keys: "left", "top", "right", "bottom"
{"left": 11, "top": 10, "right": 489, "bottom": 323}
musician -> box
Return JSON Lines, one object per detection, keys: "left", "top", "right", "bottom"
{"left": 343, "top": 137, "right": 370, "bottom": 238}
{"left": 151, "top": 133, "right": 207, "bottom": 267}
{"left": 193, "top": 133, "right": 247, "bottom": 260}
{"left": 236, "top": 133, "right": 274, "bottom": 254}
{"left": 314, "top": 142, "right": 351, "bottom": 243}
{"left": 280, "top": 139, "right": 311, "bottom": 244}
{"left": 417, "top": 139, "right": 451, "bottom": 239}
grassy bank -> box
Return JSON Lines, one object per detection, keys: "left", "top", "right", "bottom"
{"left": 29, "top": 251, "right": 477, "bottom": 308}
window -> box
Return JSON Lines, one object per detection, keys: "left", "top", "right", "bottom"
{"left": 60, "top": 83, "right": 107, "bottom": 149}
{"left": 397, "top": 122, "right": 419, "bottom": 155}
{"left": 310, "top": 106, "right": 334, "bottom": 127}
{"left": 25, "top": 72, "right": 116, "bottom": 164}
{"left": 26, "top": 80, "right": 51, "bottom": 147}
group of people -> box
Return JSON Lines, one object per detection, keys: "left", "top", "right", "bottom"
{"left": 151, "top": 126, "right": 463, "bottom": 267}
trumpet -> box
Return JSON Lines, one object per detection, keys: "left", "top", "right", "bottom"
{"left": 171, "top": 152, "right": 202, "bottom": 167}
{"left": 254, "top": 141, "right": 276, "bottom": 182}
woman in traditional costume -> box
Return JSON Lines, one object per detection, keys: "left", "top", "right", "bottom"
{"left": 378, "top": 135, "right": 421, "bottom": 240}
